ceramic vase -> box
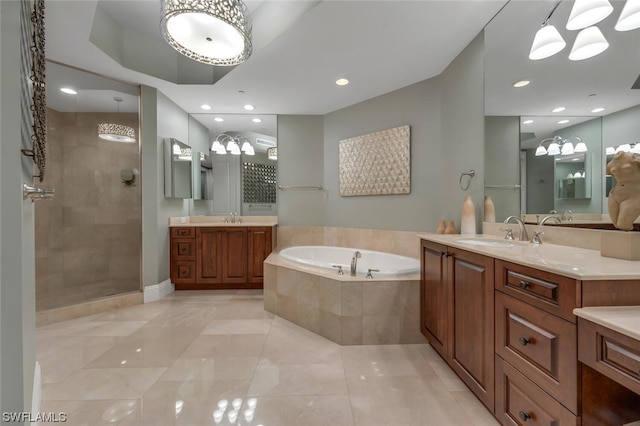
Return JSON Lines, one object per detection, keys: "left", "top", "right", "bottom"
{"left": 444, "top": 220, "right": 457, "bottom": 234}
{"left": 436, "top": 220, "right": 446, "bottom": 234}
{"left": 460, "top": 195, "right": 476, "bottom": 235}
{"left": 484, "top": 195, "right": 496, "bottom": 223}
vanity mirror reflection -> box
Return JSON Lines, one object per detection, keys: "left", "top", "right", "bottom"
{"left": 484, "top": 0, "right": 640, "bottom": 223}
{"left": 189, "top": 114, "right": 278, "bottom": 216}
{"left": 164, "top": 138, "right": 193, "bottom": 199}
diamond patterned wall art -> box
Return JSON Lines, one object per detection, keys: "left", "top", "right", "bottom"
{"left": 339, "top": 125, "right": 411, "bottom": 196}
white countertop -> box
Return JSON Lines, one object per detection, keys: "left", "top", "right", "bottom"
{"left": 169, "top": 216, "right": 277, "bottom": 227}
{"left": 574, "top": 306, "right": 640, "bottom": 341}
{"left": 418, "top": 233, "right": 640, "bottom": 281}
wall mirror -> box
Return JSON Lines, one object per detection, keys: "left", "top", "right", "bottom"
{"left": 484, "top": 0, "right": 640, "bottom": 221}
{"left": 189, "top": 114, "right": 278, "bottom": 216}
{"left": 164, "top": 138, "right": 193, "bottom": 199}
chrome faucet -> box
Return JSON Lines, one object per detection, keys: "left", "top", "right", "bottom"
{"left": 538, "top": 215, "right": 561, "bottom": 225}
{"left": 561, "top": 210, "right": 574, "bottom": 222}
{"left": 503, "top": 216, "right": 529, "bottom": 241}
{"left": 350, "top": 251, "right": 361, "bottom": 276}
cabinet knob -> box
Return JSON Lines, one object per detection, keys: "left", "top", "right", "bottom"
{"left": 518, "top": 337, "right": 531, "bottom": 346}
{"left": 518, "top": 281, "right": 530, "bottom": 289}
{"left": 518, "top": 411, "right": 530, "bottom": 422}
{"left": 441, "top": 252, "right": 450, "bottom": 258}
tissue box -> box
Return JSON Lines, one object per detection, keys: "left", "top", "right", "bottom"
{"left": 601, "top": 230, "right": 640, "bottom": 261}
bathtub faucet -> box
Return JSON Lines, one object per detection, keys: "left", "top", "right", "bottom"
{"left": 350, "top": 251, "right": 361, "bottom": 276}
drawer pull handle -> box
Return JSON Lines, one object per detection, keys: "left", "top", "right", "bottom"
{"left": 518, "top": 337, "right": 531, "bottom": 346}
{"left": 518, "top": 281, "right": 530, "bottom": 289}
{"left": 518, "top": 411, "right": 530, "bottom": 422}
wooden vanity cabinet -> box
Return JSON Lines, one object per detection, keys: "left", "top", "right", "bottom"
{"left": 170, "top": 226, "right": 273, "bottom": 289}
{"left": 420, "top": 240, "right": 495, "bottom": 411}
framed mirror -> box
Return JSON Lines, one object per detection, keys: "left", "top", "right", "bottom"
{"left": 164, "top": 138, "right": 193, "bottom": 199}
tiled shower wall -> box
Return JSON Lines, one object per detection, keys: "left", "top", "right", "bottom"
{"left": 35, "top": 109, "right": 141, "bottom": 311}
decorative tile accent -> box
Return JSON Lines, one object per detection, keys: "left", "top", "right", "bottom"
{"left": 339, "top": 125, "right": 410, "bottom": 196}
{"left": 243, "top": 162, "right": 277, "bottom": 203}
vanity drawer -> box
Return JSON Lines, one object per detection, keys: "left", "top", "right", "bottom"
{"left": 171, "top": 227, "right": 195, "bottom": 238}
{"left": 171, "top": 238, "right": 196, "bottom": 261}
{"left": 495, "top": 357, "right": 579, "bottom": 426}
{"left": 171, "top": 260, "right": 196, "bottom": 284}
{"left": 496, "top": 292, "right": 578, "bottom": 413}
{"left": 496, "top": 260, "right": 578, "bottom": 323}
{"left": 578, "top": 318, "right": 640, "bottom": 396}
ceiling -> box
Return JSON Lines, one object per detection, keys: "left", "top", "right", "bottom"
{"left": 45, "top": 0, "right": 507, "bottom": 117}
{"left": 44, "top": 0, "right": 640, "bottom": 141}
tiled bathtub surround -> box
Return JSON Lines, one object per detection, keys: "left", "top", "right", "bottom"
{"left": 277, "top": 226, "right": 422, "bottom": 258}
{"left": 264, "top": 258, "right": 422, "bottom": 345}
{"left": 36, "top": 108, "right": 141, "bottom": 311}
{"left": 268, "top": 226, "right": 424, "bottom": 345}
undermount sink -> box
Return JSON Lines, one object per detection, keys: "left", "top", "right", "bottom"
{"left": 455, "top": 239, "right": 515, "bottom": 248}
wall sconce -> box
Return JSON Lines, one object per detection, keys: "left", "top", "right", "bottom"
{"left": 535, "top": 135, "right": 588, "bottom": 156}
{"left": 211, "top": 133, "right": 255, "bottom": 156}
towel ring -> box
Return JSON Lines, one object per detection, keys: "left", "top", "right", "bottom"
{"left": 459, "top": 170, "right": 475, "bottom": 191}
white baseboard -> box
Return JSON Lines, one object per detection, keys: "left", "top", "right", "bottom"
{"left": 144, "top": 279, "right": 174, "bottom": 303}
{"left": 31, "top": 361, "right": 41, "bottom": 425}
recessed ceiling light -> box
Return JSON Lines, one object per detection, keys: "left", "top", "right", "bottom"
{"left": 522, "top": 119, "right": 534, "bottom": 124}
{"left": 200, "top": 104, "right": 212, "bottom": 110}
{"left": 60, "top": 87, "right": 77, "bottom": 95}
{"left": 591, "top": 107, "right": 605, "bottom": 113}
{"left": 558, "top": 119, "right": 570, "bottom": 124}
{"left": 552, "top": 107, "right": 566, "bottom": 113}
{"left": 252, "top": 118, "right": 262, "bottom": 123}
{"left": 214, "top": 117, "right": 224, "bottom": 122}
{"left": 243, "top": 104, "right": 255, "bottom": 111}
{"left": 336, "top": 78, "right": 349, "bottom": 86}
{"left": 513, "top": 80, "right": 530, "bottom": 88}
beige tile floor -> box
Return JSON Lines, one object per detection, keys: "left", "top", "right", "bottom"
{"left": 37, "top": 290, "right": 498, "bottom": 426}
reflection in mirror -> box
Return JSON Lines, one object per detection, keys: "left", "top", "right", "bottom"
{"left": 484, "top": 0, "right": 640, "bottom": 220}
{"left": 189, "top": 114, "right": 277, "bottom": 216}
{"left": 195, "top": 152, "right": 213, "bottom": 201}
{"left": 164, "top": 138, "right": 192, "bottom": 199}
{"left": 520, "top": 116, "right": 601, "bottom": 214}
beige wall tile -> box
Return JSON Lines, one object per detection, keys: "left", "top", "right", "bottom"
{"left": 340, "top": 316, "right": 363, "bottom": 345}
{"left": 362, "top": 315, "right": 400, "bottom": 345}
{"left": 319, "top": 310, "right": 341, "bottom": 343}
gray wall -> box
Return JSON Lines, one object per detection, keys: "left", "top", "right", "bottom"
{"left": 277, "top": 115, "right": 325, "bottom": 226}
{"left": 485, "top": 116, "right": 521, "bottom": 221}
{"left": 439, "top": 33, "right": 485, "bottom": 232}
{"left": 323, "top": 79, "right": 442, "bottom": 231}
{"left": 1, "top": 0, "right": 36, "bottom": 413}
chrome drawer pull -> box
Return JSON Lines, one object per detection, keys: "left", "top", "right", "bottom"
{"left": 518, "top": 411, "right": 530, "bottom": 422}
{"left": 518, "top": 337, "right": 531, "bottom": 346}
{"left": 518, "top": 281, "right": 530, "bottom": 289}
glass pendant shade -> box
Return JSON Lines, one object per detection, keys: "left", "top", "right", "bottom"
{"left": 566, "top": 0, "right": 613, "bottom": 30}
{"left": 606, "top": 146, "right": 616, "bottom": 155}
{"left": 561, "top": 142, "right": 575, "bottom": 155}
{"left": 574, "top": 141, "right": 588, "bottom": 152}
{"left": 211, "top": 140, "right": 223, "bottom": 151}
{"left": 616, "top": 143, "right": 632, "bottom": 152}
{"left": 160, "top": 0, "right": 252, "bottom": 66}
{"left": 615, "top": 0, "right": 640, "bottom": 31}
{"left": 529, "top": 25, "right": 566, "bottom": 60}
{"left": 631, "top": 143, "right": 640, "bottom": 153}
{"left": 569, "top": 26, "right": 609, "bottom": 60}
{"left": 535, "top": 145, "right": 548, "bottom": 156}
{"left": 547, "top": 141, "right": 561, "bottom": 156}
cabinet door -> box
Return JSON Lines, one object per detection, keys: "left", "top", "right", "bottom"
{"left": 196, "top": 227, "right": 223, "bottom": 284}
{"left": 420, "top": 240, "right": 450, "bottom": 360}
{"left": 247, "top": 227, "right": 272, "bottom": 284}
{"left": 222, "top": 227, "right": 248, "bottom": 283}
{"left": 449, "top": 247, "right": 495, "bottom": 412}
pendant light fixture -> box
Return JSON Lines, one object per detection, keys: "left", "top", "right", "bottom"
{"left": 529, "top": 1, "right": 566, "bottom": 60}
{"left": 566, "top": 0, "right": 614, "bottom": 30}
{"left": 569, "top": 26, "right": 609, "bottom": 60}
{"left": 267, "top": 147, "right": 277, "bottom": 160}
{"left": 98, "top": 97, "right": 136, "bottom": 143}
{"left": 615, "top": 0, "right": 640, "bottom": 30}
{"left": 160, "top": 0, "right": 252, "bottom": 66}
{"left": 211, "top": 133, "right": 255, "bottom": 156}
{"left": 535, "top": 135, "right": 589, "bottom": 156}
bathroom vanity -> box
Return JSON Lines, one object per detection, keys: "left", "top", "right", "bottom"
{"left": 419, "top": 234, "right": 640, "bottom": 425}
{"left": 169, "top": 217, "right": 277, "bottom": 289}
